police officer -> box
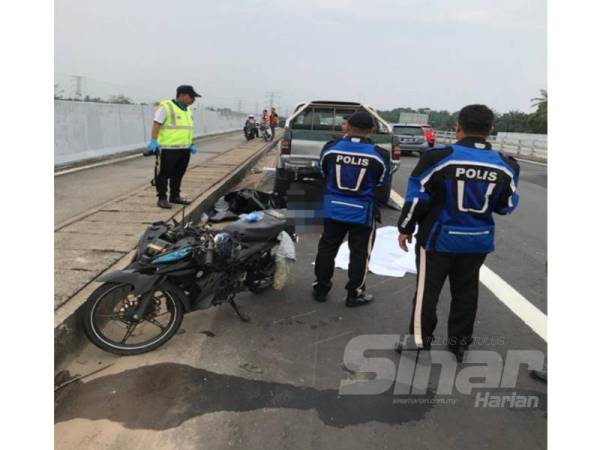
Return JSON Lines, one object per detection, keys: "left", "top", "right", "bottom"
{"left": 147, "top": 85, "right": 201, "bottom": 209}
{"left": 313, "top": 112, "right": 391, "bottom": 307}
{"left": 396, "top": 104, "right": 520, "bottom": 361}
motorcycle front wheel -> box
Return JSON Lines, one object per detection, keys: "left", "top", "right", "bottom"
{"left": 80, "top": 282, "right": 185, "bottom": 355}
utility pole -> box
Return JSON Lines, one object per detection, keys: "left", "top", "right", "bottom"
{"left": 237, "top": 99, "right": 242, "bottom": 113}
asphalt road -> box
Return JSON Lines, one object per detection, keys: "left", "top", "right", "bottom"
{"left": 54, "top": 132, "right": 246, "bottom": 226}
{"left": 54, "top": 152, "right": 547, "bottom": 450}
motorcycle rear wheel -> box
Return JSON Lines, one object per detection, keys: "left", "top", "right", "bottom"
{"left": 80, "top": 282, "right": 185, "bottom": 356}
{"left": 247, "top": 256, "right": 276, "bottom": 294}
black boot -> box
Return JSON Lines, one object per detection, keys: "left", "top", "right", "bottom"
{"left": 312, "top": 289, "right": 328, "bottom": 303}
{"left": 529, "top": 370, "right": 547, "bottom": 383}
{"left": 170, "top": 196, "right": 191, "bottom": 205}
{"left": 157, "top": 197, "right": 172, "bottom": 209}
{"left": 312, "top": 281, "right": 331, "bottom": 303}
{"left": 447, "top": 344, "right": 468, "bottom": 363}
{"left": 346, "top": 292, "right": 374, "bottom": 307}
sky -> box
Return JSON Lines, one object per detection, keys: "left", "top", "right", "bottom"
{"left": 54, "top": 0, "right": 546, "bottom": 115}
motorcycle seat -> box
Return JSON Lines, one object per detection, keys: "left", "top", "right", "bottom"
{"left": 223, "top": 215, "right": 286, "bottom": 242}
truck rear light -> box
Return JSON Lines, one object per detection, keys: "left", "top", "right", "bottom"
{"left": 392, "top": 144, "right": 401, "bottom": 161}
{"left": 281, "top": 139, "right": 291, "bottom": 155}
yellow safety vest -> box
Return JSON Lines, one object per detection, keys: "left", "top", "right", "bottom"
{"left": 157, "top": 100, "right": 194, "bottom": 149}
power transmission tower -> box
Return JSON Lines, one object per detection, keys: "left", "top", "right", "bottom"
{"left": 70, "top": 75, "right": 86, "bottom": 100}
{"left": 265, "top": 91, "right": 280, "bottom": 110}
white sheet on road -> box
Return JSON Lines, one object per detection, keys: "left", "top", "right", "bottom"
{"left": 334, "top": 226, "right": 417, "bottom": 277}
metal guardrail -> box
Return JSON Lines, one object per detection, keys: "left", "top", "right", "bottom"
{"left": 435, "top": 131, "right": 547, "bottom": 161}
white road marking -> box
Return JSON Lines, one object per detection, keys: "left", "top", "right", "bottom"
{"left": 389, "top": 189, "right": 405, "bottom": 207}
{"left": 391, "top": 189, "right": 547, "bottom": 342}
{"left": 479, "top": 265, "right": 547, "bottom": 341}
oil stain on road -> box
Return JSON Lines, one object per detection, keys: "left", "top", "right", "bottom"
{"left": 54, "top": 362, "right": 434, "bottom": 430}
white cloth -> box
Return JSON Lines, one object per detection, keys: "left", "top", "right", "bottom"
{"left": 274, "top": 231, "right": 296, "bottom": 261}
{"left": 334, "top": 226, "right": 417, "bottom": 277}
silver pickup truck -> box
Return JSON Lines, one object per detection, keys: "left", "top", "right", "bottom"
{"left": 274, "top": 100, "right": 401, "bottom": 202}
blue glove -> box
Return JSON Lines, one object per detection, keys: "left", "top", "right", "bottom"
{"left": 147, "top": 138, "right": 159, "bottom": 154}
{"left": 190, "top": 145, "right": 198, "bottom": 154}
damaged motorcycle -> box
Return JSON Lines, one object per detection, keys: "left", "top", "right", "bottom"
{"left": 80, "top": 198, "right": 295, "bottom": 356}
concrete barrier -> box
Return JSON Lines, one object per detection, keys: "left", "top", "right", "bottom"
{"left": 54, "top": 100, "right": 247, "bottom": 166}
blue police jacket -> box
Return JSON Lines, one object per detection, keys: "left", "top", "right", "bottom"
{"left": 320, "top": 136, "right": 390, "bottom": 227}
{"left": 397, "top": 137, "right": 520, "bottom": 253}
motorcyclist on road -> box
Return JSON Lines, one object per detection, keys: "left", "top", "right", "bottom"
{"left": 244, "top": 115, "right": 258, "bottom": 138}
{"left": 245, "top": 114, "right": 256, "bottom": 127}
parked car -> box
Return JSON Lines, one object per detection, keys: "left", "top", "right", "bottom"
{"left": 392, "top": 123, "right": 436, "bottom": 156}
{"left": 275, "top": 100, "right": 401, "bottom": 204}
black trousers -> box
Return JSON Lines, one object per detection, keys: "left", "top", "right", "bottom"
{"left": 314, "top": 219, "right": 376, "bottom": 297}
{"left": 409, "top": 246, "right": 486, "bottom": 349}
{"left": 155, "top": 148, "right": 190, "bottom": 199}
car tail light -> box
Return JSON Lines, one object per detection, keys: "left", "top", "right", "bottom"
{"left": 280, "top": 139, "right": 291, "bottom": 155}
{"left": 392, "top": 144, "right": 401, "bottom": 161}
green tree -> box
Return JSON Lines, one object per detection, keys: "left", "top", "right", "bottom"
{"left": 528, "top": 89, "right": 547, "bottom": 134}
{"left": 83, "top": 95, "right": 105, "bottom": 103}
{"left": 378, "top": 90, "right": 547, "bottom": 134}
{"left": 107, "top": 94, "right": 133, "bottom": 104}
{"left": 54, "top": 83, "right": 64, "bottom": 99}
{"left": 531, "top": 89, "right": 547, "bottom": 109}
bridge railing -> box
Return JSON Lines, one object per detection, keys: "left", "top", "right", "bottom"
{"left": 434, "top": 131, "right": 547, "bottom": 161}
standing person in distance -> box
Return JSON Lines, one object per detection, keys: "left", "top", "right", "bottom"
{"left": 269, "top": 107, "right": 279, "bottom": 141}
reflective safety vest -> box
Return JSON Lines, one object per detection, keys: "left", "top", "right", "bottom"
{"left": 157, "top": 100, "right": 194, "bottom": 149}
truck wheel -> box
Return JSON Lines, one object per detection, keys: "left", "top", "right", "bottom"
{"left": 274, "top": 169, "right": 291, "bottom": 196}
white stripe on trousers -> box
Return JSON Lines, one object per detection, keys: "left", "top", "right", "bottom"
{"left": 414, "top": 247, "right": 427, "bottom": 348}
{"left": 357, "top": 225, "right": 376, "bottom": 295}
